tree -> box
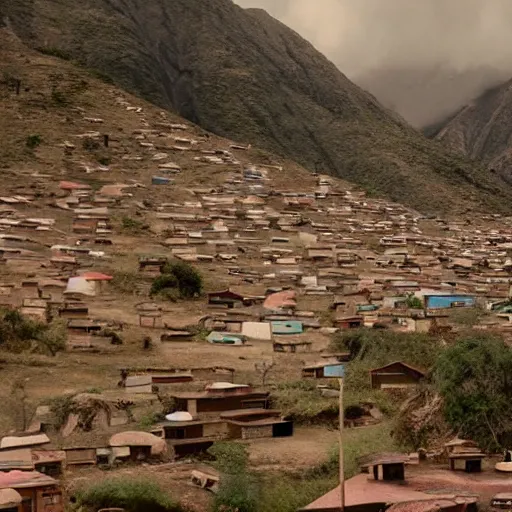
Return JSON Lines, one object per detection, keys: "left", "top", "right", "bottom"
{"left": 150, "top": 260, "right": 202, "bottom": 300}
{"left": 434, "top": 334, "right": 512, "bottom": 452}
{"left": 255, "top": 360, "right": 275, "bottom": 386}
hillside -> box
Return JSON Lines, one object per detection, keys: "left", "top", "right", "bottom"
{"left": 1, "top": 0, "right": 511, "bottom": 213}
{"left": 434, "top": 78, "right": 512, "bottom": 184}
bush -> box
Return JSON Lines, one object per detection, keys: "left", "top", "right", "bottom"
{"left": 121, "top": 216, "right": 146, "bottom": 232}
{"left": 405, "top": 295, "right": 424, "bottom": 309}
{"left": 26, "top": 134, "right": 42, "bottom": 149}
{"left": 434, "top": 333, "right": 512, "bottom": 452}
{"left": 75, "top": 478, "right": 182, "bottom": 512}
{"left": 151, "top": 274, "right": 179, "bottom": 296}
{"left": 110, "top": 271, "right": 143, "bottom": 295}
{"left": 0, "top": 309, "right": 65, "bottom": 356}
{"left": 150, "top": 260, "right": 203, "bottom": 300}
{"left": 162, "top": 260, "right": 203, "bottom": 298}
{"left": 209, "top": 443, "right": 258, "bottom": 512}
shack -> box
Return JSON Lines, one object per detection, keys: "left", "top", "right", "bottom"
{"left": 370, "top": 362, "right": 425, "bottom": 390}
{"left": 171, "top": 384, "right": 268, "bottom": 417}
{"left": 0, "top": 471, "right": 63, "bottom": 512}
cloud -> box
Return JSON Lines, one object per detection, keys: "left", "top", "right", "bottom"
{"left": 234, "top": 0, "right": 512, "bottom": 125}
{"left": 235, "top": 0, "right": 512, "bottom": 75}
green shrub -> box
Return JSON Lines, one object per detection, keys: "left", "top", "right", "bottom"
{"left": 405, "top": 295, "right": 424, "bottom": 309}
{"left": 121, "top": 216, "right": 146, "bottom": 232}
{"left": 75, "top": 478, "right": 182, "bottom": 512}
{"left": 96, "top": 155, "right": 111, "bottom": 166}
{"left": 0, "top": 309, "right": 65, "bottom": 356}
{"left": 26, "top": 134, "right": 42, "bottom": 149}
{"left": 150, "top": 260, "right": 203, "bottom": 300}
{"left": 209, "top": 443, "right": 258, "bottom": 512}
{"left": 162, "top": 260, "right": 203, "bottom": 298}
{"left": 434, "top": 333, "right": 512, "bottom": 452}
{"left": 151, "top": 274, "right": 179, "bottom": 296}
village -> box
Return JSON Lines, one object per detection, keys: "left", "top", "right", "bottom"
{"left": 3, "top": 30, "right": 512, "bottom": 512}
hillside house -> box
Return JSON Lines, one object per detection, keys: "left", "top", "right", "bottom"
{"left": 370, "top": 362, "right": 425, "bottom": 390}
{"left": 0, "top": 471, "right": 63, "bottom": 512}
{"left": 207, "top": 290, "right": 245, "bottom": 309}
{"left": 171, "top": 383, "right": 268, "bottom": 417}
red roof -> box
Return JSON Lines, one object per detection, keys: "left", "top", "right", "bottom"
{"left": 80, "top": 272, "right": 113, "bottom": 281}
{"left": 59, "top": 181, "right": 91, "bottom": 190}
{"left": 0, "top": 471, "right": 56, "bottom": 489}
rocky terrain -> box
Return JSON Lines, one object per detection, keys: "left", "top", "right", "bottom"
{"left": 1, "top": 0, "right": 511, "bottom": 213}
{"left": 434, "top": 78, "right": 512, "bottom": 184}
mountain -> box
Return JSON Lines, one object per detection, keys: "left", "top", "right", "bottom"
{"left": 434, "top": 79, "right": 512, "bottom": 184}
{"left": 354, "top": 66, "right": 509, "bottom": 129}
{"left": 1, "top": 0, "right": 512, "bottom": 213}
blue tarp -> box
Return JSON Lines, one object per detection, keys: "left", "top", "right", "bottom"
{"left": 425, "top": 295, "right": 475, "bottom": 309}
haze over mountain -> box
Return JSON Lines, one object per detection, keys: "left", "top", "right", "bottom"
{"left": 1, "top": 0, "right": 511, "bottom": 213}
{"left": 235, "top": 0, "right": 512, "bottom": 127}
{"left": 434, "top": 79, "right": 512, "bottom": 184}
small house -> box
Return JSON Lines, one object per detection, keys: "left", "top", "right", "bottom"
{"left": 359, "top": 453, "right": 409, "bottom": 481}
{"left": 302, "top": 362, "right": 345, "bottom": 379}
{"left": 273, "top": 339, "right": 312, "bottom": 353}
{"left": 208, "top": 290, "right": 245, "bottom": 309}
{"left": 171, "top": 383, "right": 268, "bottom": 417}
{"left": 335, "top": 316, "right": 364, "bottom": 329}
{"left": 370, "top": 362, "right": 425, "bottom": 390}
{"left": 0, "top": 471, "right": 63, "bottom": 512}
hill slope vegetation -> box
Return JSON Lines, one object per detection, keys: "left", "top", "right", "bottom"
{"left": 1, "top": 0, "right": 512, "bottom": 212}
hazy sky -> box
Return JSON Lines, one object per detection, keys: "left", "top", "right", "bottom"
{"left": 234, "top": 0, "right": 512, "bottom": 77}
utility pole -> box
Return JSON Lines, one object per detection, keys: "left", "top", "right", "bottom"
{"left": 339, "top": 376, "right": 345, "bottom": 512}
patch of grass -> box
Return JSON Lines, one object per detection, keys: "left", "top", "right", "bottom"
{"left": 36, "top": 46, "right": 72, "bottom": 60}
{"left": 96, "top": 154, "right": 111, "bottom": 166}
{"left": 26, "top": 134, "right": 42, "bottom": 149}
{"left": 309, "top": 422, "right": 401, "bottom": 479}
{"left": 75, "top": 478, "right": 183, "bottom": 512}
{"left": 258, "top": 475, "right": 335, "bottom": 512}
{"left": 121, "top": 216, "right": 146, "bottom": 232}
{"left": 110, "top": 271, "right": 144, "bottom": 295}
{"left": 82, "top": 137, "right": 100, "bottom": 151}
{"left": 51, "top": 88, "right": 70, "bottom": 106}
{"left": 448, "top": 307, "right": 489, "bottom": 327}
{"left": 271, "top": 381, "right": 395, "bottom": 425}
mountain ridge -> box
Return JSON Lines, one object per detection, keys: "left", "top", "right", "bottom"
{"left": 1, "top": 0, "right": 512, "bottom": 213}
